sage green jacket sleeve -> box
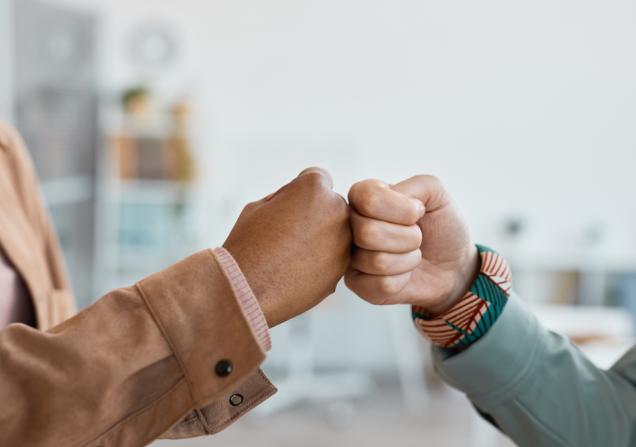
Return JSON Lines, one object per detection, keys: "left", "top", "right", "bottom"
{"left": 432, "top": 294, "right": 636, "bottom": 447}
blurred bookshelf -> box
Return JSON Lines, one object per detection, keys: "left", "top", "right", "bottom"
{"left": 493, "top": 222, "right": 636, "bottom": 331}
{"left": 476, "top": 225, "right": 636, "bottom": 360}
{"left": 10, "top": 0, "right": 98, "bottom": 308}
{"left": 93, "top": 92, "right": 203, "bottom": 295}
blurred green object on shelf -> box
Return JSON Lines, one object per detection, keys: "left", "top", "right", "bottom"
{"left": 111, "top": 87, "right": 197, "bottom": 183}
{"left": 121, "top": 85, "right": 150, "bottom": 116}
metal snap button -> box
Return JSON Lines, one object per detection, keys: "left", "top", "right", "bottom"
{"left": 229, "top": 393, "right": 244, "bottom": 407}
{"left": 215, "top": 359, "right": 233, "bottom": 377}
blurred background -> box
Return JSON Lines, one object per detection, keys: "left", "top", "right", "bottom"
{"left": 2, "top": 0, "right": 636, "bottom": 445}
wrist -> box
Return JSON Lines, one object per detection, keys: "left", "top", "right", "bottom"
{"left": 256, "top": 296, "right": 285, "bottom": 328}
{"left": 412, "top": 245, "right": 512, "bottom": 350}
{"left": 212, "top": 247, "right": 272, "bottom": 351}
{"left": 220, "top": 240, "right": 280, "bottom": 327}
{"left": 427, "top": 245, "right": 481, "bottom": 317}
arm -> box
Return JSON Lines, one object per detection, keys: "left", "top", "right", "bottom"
{"left": 0, "top": 249, "right": 270, "bottom": 446}
{"left": 0, "top": 167, "right": 350, "bottom": 446}
{"left": 433, "top": 293, "right": 636, "bottom": 447}
{"left": 345, "top": 175, "right": 636, "bottom": 447}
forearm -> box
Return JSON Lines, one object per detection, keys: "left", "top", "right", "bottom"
{"left": 432, "top": 296, "right": 636, "bottom": 447}
{"left": 0, "top": 249, "right": 273, "bottom": 446}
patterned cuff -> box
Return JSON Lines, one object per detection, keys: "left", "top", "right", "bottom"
{"left": 212, "top": 247, "right": 272, "bottom": 352}
{"left": 412, "top": 245, "right": 512, "bottom": 350}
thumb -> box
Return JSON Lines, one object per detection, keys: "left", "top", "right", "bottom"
{"left": 391, "top": 175, "right": 449, "bottom": 213}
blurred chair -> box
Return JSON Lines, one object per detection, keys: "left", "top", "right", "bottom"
{"left": 386, "top": 305, "right": 432, "bottom": 416}
{"left": 255, "top": 313, "right": 373, "bottom": 420}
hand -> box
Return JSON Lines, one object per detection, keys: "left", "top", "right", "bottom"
{"left": 224, "top": 168, "right": 351, "bottom": 327}
{"left": 345, "top": 175, "right": 479, "bottom": 315}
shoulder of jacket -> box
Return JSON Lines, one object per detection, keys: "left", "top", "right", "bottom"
{"left": 0, "top": 121, "right": 38, "bottom": 191}
{"left": 0, "top": 121, "right": 19, "bottom": 153}
{"left": 0, "top": 121, "right": 33, "bottom": 168}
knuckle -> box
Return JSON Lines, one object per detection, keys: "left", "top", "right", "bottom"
{"left": 296, "top": 171, "right": 331, "bottom": 195}
{"left": 302, "top": 181, "right": 343, "bottom": 212}
{"left": 412, "top": 225, "right": 423, "bottom": 247}
{"left": 241, "top": 201, "right": 258, "bottom": 213}
{"left": 404, "top": 207, "right": 419, "bottom": 224}
{"left": 344, "top": 273, "right": 365, "bottom": 297}
{"left": 377, "top": 276, "right": 400, "bottom": 296}
{"left": 304, "top": 175, "right": 329, "bottom": 195}
{"left": 329, "top": 193, "right": 349, "bottom": 219}
{"left": 371, "top": 252, "right": 392, "bottom": 273}
{"left": 411, "top": 174, "right": 449, "bottom": 206}
{"left": 412, "top": 249, "right": 423, "bottom": 264}
{"left": 349, "top": 179, "right": 382, "bottom": 209}
{"left": 414, "top": 174, "right": 441, "bottom": 185}
{"left": 355, "top": 222, "right": 379, "bottom": 247}
{"left": 406, "top": 203, "right": 424, "bottom": 224}
{"left": 366, "top": 295, "right": 389, "bottom": 306}
{"left": 304, "top": 172, "right": 325, "bottom": 187}
{"left": 344, "top": 272, "right": 390, "bottom": 305}
{"left": 416, "top": 174, "right": 446, "bottom": 196}
{"left": 355, "top": 190, "right": 380, "bottom": 216}
{"left": 348, "top": 179, "right": 370, "bottom": 199}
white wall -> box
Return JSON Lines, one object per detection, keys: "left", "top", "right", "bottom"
{"left": 54, "top": 0, "right": 636, "bottom": 236}
{"left": 48, "top": 0, "right": 636, "bottom": 370}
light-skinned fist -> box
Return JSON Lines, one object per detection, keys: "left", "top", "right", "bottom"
{"left": 345, "top": 175, "right": 479, "bottom": 315}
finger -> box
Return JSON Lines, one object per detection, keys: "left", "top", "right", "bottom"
{"left": 391, "top": 175, "right": 449, "bottom": 213}
{"left": 351, "top": 248, "right": 422, "bottom": 276}
{"left": 263, "top": 166, "right": 334, "bottom": 202}
{"left": 344, "top": 269, "right": 412, "bottom": 305}
{"left": 297, "top": 166, "right": 334, "bottom": 190}
{"left": 351, "top": 210, "right": 422, "bottom": 253}
{"left": 349, "top": 179, "right": 424, "bottom": 225}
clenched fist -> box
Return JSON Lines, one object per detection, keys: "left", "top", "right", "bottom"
{"left": 345, "top": 175, "right": 479, "bottom": 315}
{"left": 224, "top": 168, "right": 351, "bottom": 327}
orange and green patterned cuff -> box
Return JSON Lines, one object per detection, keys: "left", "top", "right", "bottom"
{"left": 412, "top": 245, "right": 512, "bottom": 351}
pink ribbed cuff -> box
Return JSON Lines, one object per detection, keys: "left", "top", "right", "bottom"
{"left": 212, "top": 247, "right": 271, "bottom": 352}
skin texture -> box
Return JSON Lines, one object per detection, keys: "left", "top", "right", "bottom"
{"left": 345, "top": 175, "right": 480, "bottom": 316}
{"left": 224, "top": 168, "right": 351, "bottom": 327}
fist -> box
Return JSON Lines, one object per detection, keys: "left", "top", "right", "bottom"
{"left": 224, "top": 168, "right": 351, "bottom": 327}
{"left": 345, "top": 175, "right": 479, "bottom": 315}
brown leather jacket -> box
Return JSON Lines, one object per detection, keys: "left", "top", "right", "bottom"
{"left": 0, "top": 122, "right": 276, "bottom": 446}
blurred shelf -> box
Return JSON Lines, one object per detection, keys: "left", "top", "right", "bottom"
{"left": 105, "top": 179, "right": 193, "bottom": 203}
{"left": 506, "top": 250, "right": 636, "bottom": 273}
{"left": 41, "top": 174, "right": 93, "bottom": 207}
{"left": 531, "top": 303, "right": 634, "bottom": 339}
{"left": 530, "top": 303, "right": 635, "bottom": 368}
{"left": 114, "top": 246, "right": 194, "bottom": 270}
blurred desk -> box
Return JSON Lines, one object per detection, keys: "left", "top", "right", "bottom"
{"left": 531, "top": 303, "right": 634, "bottom": 368}
{"left": 579, "top": 339, "right": 635, "bottom": 369}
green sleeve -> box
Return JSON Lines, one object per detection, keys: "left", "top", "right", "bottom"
{"left": 433, "top": 294, "right": 636, "bottom": 447}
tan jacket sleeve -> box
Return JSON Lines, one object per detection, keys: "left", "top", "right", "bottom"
{"left": 0, "top": 249, "right": 276, "bottom": 447}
